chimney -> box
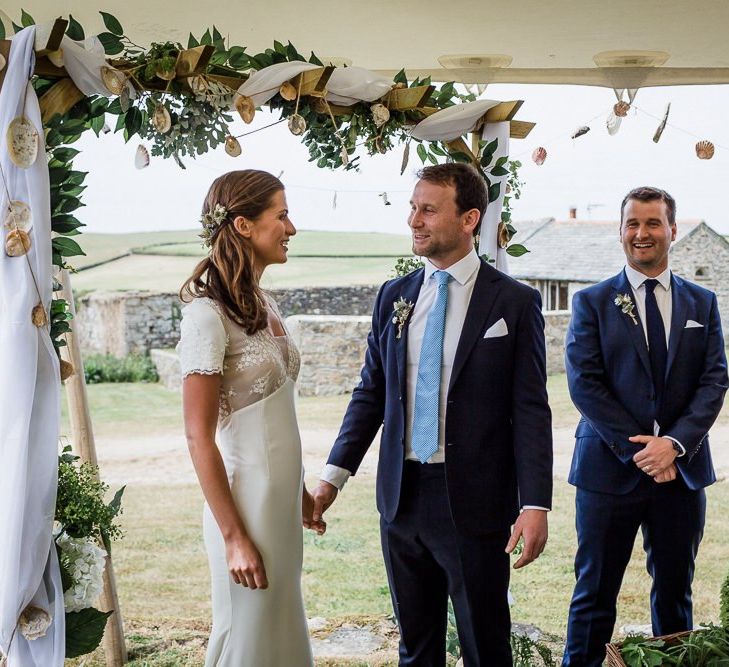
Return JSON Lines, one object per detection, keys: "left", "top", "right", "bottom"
{"left": 568, "top": 207, "right": 577, "bottom": 220}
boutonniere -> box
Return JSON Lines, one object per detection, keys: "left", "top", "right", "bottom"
{"left": 614, "top": 293, "right": 638, "bottom": 325}
{"left": 392, "top": 297, "right": 414, "bottom": 339}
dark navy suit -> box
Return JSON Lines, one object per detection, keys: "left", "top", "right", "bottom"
{"left": 563, "top": 270, "right": 728, "bottom": 666}
{"left": 327, "top": 260, "right": 553, "bottom": 665}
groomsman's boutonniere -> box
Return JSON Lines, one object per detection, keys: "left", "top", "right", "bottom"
{"left": 392, "top": 297, "right": 414, "bottom": 339}
{"left": 614, "top": 293, "right": 638, "bottom": 325}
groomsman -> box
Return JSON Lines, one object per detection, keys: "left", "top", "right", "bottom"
{"left": 562, "top": 186, "right": 728, "bottom": 666}
{"left": 312, "top": 163, "right": 553, "bottom": 666}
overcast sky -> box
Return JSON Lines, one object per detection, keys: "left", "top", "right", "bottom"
{"left": 75, "top": 82, "right": 729, "bottom": 237}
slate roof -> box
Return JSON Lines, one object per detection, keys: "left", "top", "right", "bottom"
{"left": 508, "top": 218, "right": 704, "bottom": 283}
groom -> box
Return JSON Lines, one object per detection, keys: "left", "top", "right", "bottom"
{"left": 312, "top": 163, "right": 553, "bottom": 666}
{"left": 562, "top": 186, "right": 728, "bottom": 666}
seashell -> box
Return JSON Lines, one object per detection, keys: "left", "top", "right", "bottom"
{"left": 235, "top": 95, "right": 256, "bottom": 124}
{"left": 288, "top": 114, "right": 307, "bottom": 136}
{"left": 505, "top": 183, "right": 512, "bottom": 195}
{"left": 371, "top": 103, "right": 390, "bottom": 128}
{"left": 47, "top": 49, "right": 63, "bottom": 68}
{"left": 4, "top": 201, "right": 32, "bottom": 232}
{"left": 134, "top": 144, "right": 150, "bottom": 169}
{"left": 653, "top": 103, "right": 671, "bottom": 143}
{"left": 18, "top": 605, "right": 51, "bottom": 641}
{"left": 571, "top": 125, "right": 590, "bottom": 139}
{"left": 613, "top": 101, "right": 630, "bottom": 117}
{"left": 187, "top": 75, "right": 207, "bottom": 96}
{"left": 155, "top": 64, "right": 176, "bottom": 81}
{"left": 151, "top": 103, "right": 171, "bottom": 133}
{"left": 279, "top": 82, "right": 297, "bottom": 101}
{"left": 0, "top": 53, "right": 6, "bottom": 73}
{"left": 497, "top": 222, "right": 510, "bottom": 249}
{"left": 606, "top": 111, "right": 622, "bottom": 136}
{"left": 225, "top": 135, "right": 242, "bottom": 157}
{"left": 100, "top": 65, "right": 127, "bottom": 96}
{"left": 119, "top": 86, "right": 131, "bottom": 112}
{"left": 5, "top": 229, "right": 31, "bottom": 257}
{"left": 7, "top": 117, "right": 39, "bottom": 168}
{"left": 531, "top": 146, "right": 547, "bottom": 166}
{"left": 31, "top": 302, "right": 48, "bottom": 327}
{"left": 60, "top": 359, "right": 75, "bottom": 382}
{"left": 696, "top": 140, "right": 714, "bottom": 160}
{"left": 400, "top": 141, "right": 410, "bottom": 176}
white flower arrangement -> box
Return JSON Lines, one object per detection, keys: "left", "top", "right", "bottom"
{"left": 56, "top": 532, "right": 107, "bottom": 613}
{"left": 614, "top": 293, "right": 638, "bottom": 325}
{"left": 199, "top": 203, "right": 229, "bottom": 248}
{"left": 392, "top": 297, "right": 414, "bottom": 339}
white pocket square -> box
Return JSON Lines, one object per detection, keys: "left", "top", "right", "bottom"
{"left": 685, "top": 320, "right": 704, "bottom": 329}
{"left": 483, "top": 318, "right": 508, "bottom": 339}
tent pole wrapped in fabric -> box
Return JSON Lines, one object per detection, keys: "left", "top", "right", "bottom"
{"left": 0, "top": 25, "right": 65, "bottom": 667}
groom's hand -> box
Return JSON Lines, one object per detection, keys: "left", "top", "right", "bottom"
{"left": 506, "top": 509, "right": 548, "bottom": 569}
{"left": 630, "top": 435, "right": 677, "bottom": 476}
{"left": 312, "top": 481, "right": 339, "bottom": 523}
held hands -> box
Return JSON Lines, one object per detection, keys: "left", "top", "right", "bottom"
{"left": 505, "top": 509, "right": 548, "bottom": 569}
{"left": 302, "top": 488, "right": 327, "bottom": 535}
{"left": 653, "top": 463, "right": 677, "bottom": 483}
{"left": 225, "top": 534, "right": 268, "bottom": 589}
{"left": 631, "top": 435, "right": 677, "bottom": 479}
{"left": 311, "top": 481, "right": 339, "bottom": 525}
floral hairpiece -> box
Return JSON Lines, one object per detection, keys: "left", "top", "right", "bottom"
{"left": 199, "top": 203, "right": 229, "bottom": 248}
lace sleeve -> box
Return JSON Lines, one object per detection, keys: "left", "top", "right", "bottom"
{"left": 176, "top": 299, "right": 227, "bottom": 378}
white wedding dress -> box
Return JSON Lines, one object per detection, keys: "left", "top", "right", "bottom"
{"left": 177, "top": 297, "right": 313, "bottom": 667}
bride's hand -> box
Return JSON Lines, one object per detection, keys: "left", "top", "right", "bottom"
{"left": 225, "top": 535, "right": 268, "bottom": 589}
{"left": 302, "top": 489, "right": 327, "bottom": 535}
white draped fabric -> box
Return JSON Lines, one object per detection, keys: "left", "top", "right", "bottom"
{"left": 478, "top": 121, "right": 510, "bottom": 272}
{"left": 0, "top": 26, "right": 65, "bottom": 666}
{"left": 325, "top": 66, "right": 392, "bottom": 105}
{"left": 410, "top": 98, "right": 499, "bottom": 141}
{"left": 234, "top": 60, "right": 320, "bottom": 107}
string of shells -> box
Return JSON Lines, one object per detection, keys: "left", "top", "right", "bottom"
{"left": 531, "top": 146, "right": 547, "bottom": 166}
{"left": 4, "top": 200, "right": 33, "bottom": 257}
{"left": 225, "top": 135, "right": 242, "bottom": 157}
{"left": 134, "top": 144, "right": 150, "bottom": 169}
{"left": 288, "top": 114, "right": 306, "bottom": 136}
{"left": 696, "top": 140, "right": 715, "bottom": 160}
{"left": 613, "top": 101, "right": 630, "bottom": 117}
{"left": 234, "top": 95, "right": 255, "bottom": 124}
{"left": 100, "top": 65, "right": 128, "bottom": 96}
{"left": 7, "top": 117, "right": 39, "bottom": 168}
{"left": 151, "top": 103, "right": 171, "bottom": 134}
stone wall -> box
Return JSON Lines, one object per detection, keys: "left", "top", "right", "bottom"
{"left": 543, "top": 311, "right": 571, "bottom": 375}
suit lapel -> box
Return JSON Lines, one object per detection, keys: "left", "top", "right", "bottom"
{"left": 611, "top": 270, "right": 652, "bottom": 381}
{"left": 396, "top": 269, "right": 424, "bottom": 395}
{"left": 448, "top": 261, "right": 502, "bottom": 393}
{"left": 666, "top": 273, "right": 687, "bottom": 377}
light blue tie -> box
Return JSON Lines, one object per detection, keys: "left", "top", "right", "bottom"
{"left": 411, "top": 270, "right": 452, "bottom": 463}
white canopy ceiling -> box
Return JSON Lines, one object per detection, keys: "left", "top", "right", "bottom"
{"left": 10, "top": 0, "right": 729, "bottom": 88}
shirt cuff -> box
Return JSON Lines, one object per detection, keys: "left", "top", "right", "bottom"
{"left": 321, "top": 464, "right": 351, "bottom": 491}
{"left": 521, "top": 505, "right": 550, "bottom": 512}
{"left": 663, "top": 435, "right": 686, "bottom": 457}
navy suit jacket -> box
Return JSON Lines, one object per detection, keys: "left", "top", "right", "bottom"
{"left": 327, "top": 259, "right": 553, "bottom": 536}
{"left": 566, "top": 270, "right": 728, "bottom": 494}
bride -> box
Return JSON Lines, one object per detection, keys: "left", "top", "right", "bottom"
{"left": 177, "top": 170, "right": 323, "bottom": 666}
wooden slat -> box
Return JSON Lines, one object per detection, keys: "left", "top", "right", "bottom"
{"left": 175, "top": 45, "right": 215, "bottom": 77}
{"left": 34, "top": 56, "right": 67, "bottom": 78}
{"left": 386, "top": 84, "right": 434, "bottom": 110}
{"left": 206, "top": 73, "right": 248, "bottom": 92}
{"left": 509, "top": 120, "right": 536, "bottom": 139}
{"left": 35, "top": 18, "right": 68, "bottom": 56}
{"left": 39, "top": 78, "right": 84, "bottom": 123}
{"left": 483, "top": 100, "right": 524, "bottom": 122}
{"left": 0, "top": 40, "right": 11, "bottom": 93}
{"left": 291, "top": 65, "right": 334, "bottom": 97}
{"left": 445, "top": 137, "right": 478, "bottom": 164}
{"left": 311, "top": 97, "right": 354, "bottom": 116}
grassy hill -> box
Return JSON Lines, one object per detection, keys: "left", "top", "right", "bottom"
{"left": 70, "top": 229, "right": 413, "bottom": 292}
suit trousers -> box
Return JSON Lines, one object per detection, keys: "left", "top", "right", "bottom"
{"left": 562, "top": 475, "right": 706, "bottom": 667}
{"left": 380, "top": 461, "right": 512, "bottom": 667}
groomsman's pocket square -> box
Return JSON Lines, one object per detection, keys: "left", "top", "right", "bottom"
{"left": 685, "top": 320, "right": 704, "bottom": 329}
{"left": 483, "top": 318, "right": 509, "bottom": 339}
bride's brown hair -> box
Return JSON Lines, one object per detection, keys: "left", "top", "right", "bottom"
{"left": 180, "top": 170, "right": 284, "bottom": 335}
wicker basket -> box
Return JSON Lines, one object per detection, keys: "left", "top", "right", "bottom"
{"left": 605, "top": 630, "right": 694, "bottom": 666}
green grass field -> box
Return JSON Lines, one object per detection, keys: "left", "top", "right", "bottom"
{"left": 69, "top": 229, "right": 412, "bottom": 292}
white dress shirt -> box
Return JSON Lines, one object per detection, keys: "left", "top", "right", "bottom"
{"left": 624, "top": 265, "right": 685, "bottom": 455}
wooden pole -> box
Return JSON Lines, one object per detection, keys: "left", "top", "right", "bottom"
{"left": 59, "top": 269, "right": 128, "bottom": 666}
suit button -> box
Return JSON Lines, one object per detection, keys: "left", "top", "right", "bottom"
{"left": 447, "top": 442, "right": 454, "bottom": 447}
{"left": 398, "top": 395, "right": 402, "bottom": 401}
{"left": 447, "top": 400, "right": 454, "bottom": 405}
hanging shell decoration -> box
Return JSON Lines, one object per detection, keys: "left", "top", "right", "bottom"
{"left": 0, "top": 53, "right": 6, "bottom": 72}
{"left": 613, "top": 101, "right": 630, "bottom": 117}
{"left": 531, "top": 146, "right": 547, "bottom": 166}
{"left": 225, "top": 135, "right": 242, "bottom": 157}
{"left": 100, "top": 65, "right": 127, "bottom": 96}
{"left": 31, "top": 303, "right": 48, "bottom": 327}
{"left": 47, "top": 49, "right": 64, "bottom": 69}
{"left": 606, "top": 111, "right": 622, "bottom": 136}
{"left": 235, "top": 95, "right": 256, "bottom": 124}
{"left": 571, "top": 126, "right": 591, "bottom": 139}
{"left": 279, "top": 81, "right": 297, "bottom": 101}
{"left": 18, "top": 605, "right": 51, "bottom": 641}
{"left": 652, "top": 103, "right": 671, "bottom": 143}
{"left": 134, "top": 144, "right": 150, "bottom": 169}
{"left": 400, "top": 141, "right": 411, "bottom": 176}
{"left": 371, "top": 103, "right": 390, "bottom": 128}
{"left": 696, "top": 140, "right": 715, "bottom": 160}
{"left": 497, "top": 222, "right": 509, "bottom": 249}
{"left": 288, "top": 114, "right": 307, "bottom": 136}
{"left": 60, "top": 359, "right": 75, "bottom": 382}
{"left": 7, "top": 117, "right": 39, "bottom": 169}
{"left": 4, "top": 200, "right": 32, "bottom": 232}
{"left": 5, "top": 229, "right": 31, "bottom": 257}
{"left": 151, "top": 103, "right": 172, "bottom": 134}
